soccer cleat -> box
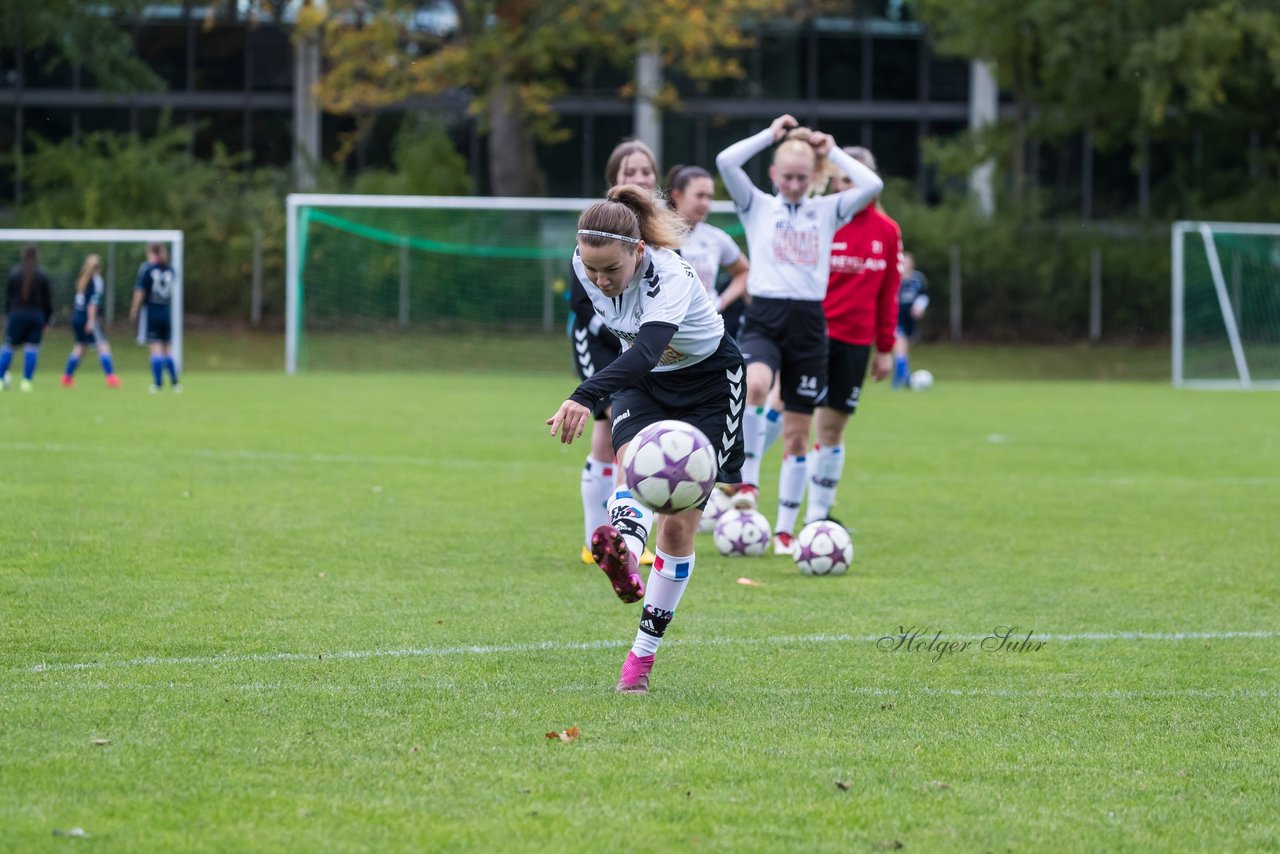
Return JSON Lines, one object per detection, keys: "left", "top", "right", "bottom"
{"left": 581, "top": 545, "right": 595, "bottom": 565}
{"left": 640, "top": 549, "right": 655, "bottom": 566}
{"left": 590, "top": 524, "right": 645, "bottom": 604}
{"left": 773, "top": 531, "right": 795, "bottom": 556}
{"left": 19, "top": 379, "right": 33, "bottom": 393}
{"left": 616, "top": 651, "right": 655, "bottom": 694}
{"left": 731, "top": 484, "right": 758, "bottom": 511}
{"left": 105, "top": 375, "right": 122, "bottom": 389}
{"left": 61, "top": 375, "right": 75, "bottom": 387}
{"left": 1, "top": 371, "right": 9, "bottom": 390}
{"left": 173, "top": 383, "right": 183, "bottom": 393}
{"left": 149, "top": 384, "right": 160, "bottom": 394}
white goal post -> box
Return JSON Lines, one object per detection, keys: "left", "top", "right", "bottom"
{"left": 1171, "top": 220, "right": 1280, "bottom": 389}
{"left": 0, "top": 228, "right": 185, "bottom": 371}
{"left": 284, "top": 194, "right": 738, "bottom": 374}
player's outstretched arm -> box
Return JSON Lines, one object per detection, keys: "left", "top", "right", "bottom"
{"left": 827, "top": 143, "right": 884, "bottom": 220}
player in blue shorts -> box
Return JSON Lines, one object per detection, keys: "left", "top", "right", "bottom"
{"left": 61, "top": 254, "right": 122, "bottom": 388}
{"left": 129, "top": 243, "right": 181, "bottom": 392}
{"left": 1, "top": 244, "right": 54, "bottom": 392}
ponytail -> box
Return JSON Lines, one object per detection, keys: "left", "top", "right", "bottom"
{"left": 19, "top": 244, "right": 36, "bottom": 303}
{"left": 578, "top": 184, "right": 689, "bottom": 251}
{"left": 76, "top": 254, "right": 101, "bottom": 295}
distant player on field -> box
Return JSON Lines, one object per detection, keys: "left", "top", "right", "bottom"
{"left": 566, "top": 141, "right": 660, "bottom": 570}
{"left": 547, "top": 185, "right": 745, "bottom": 694}
{"left": 715, "top": 115, "right": 883, "bottom": 554}
{"left": 61, "top": 254, "right": 122, "bottom": 388}
{"left": 1, "top": 244, "right": 54, "bottom": 393}
{"left": 893, "top": 252, "right": 929, "bottom": 388}
{"left": 806, "top": 147, "right": 901, "bottom": 525}
{"left": 130, "top": 243, "right": 181, "bottom": 393}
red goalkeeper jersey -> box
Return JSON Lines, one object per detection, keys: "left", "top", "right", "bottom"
{"left": 823, "top": 206, "right": 902, "bottom": 352}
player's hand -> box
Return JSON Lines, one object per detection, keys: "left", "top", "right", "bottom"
{"left": 769, "top": 114, "right": 798, "bottom": 142}
{"left": 871, "top": 351, "right": 893, "bottom": 382}
{"left": 911, "top": 306, "right": 925, "bottom": 320}
{"left": 85, "top": 320, "right": 95, "bottom": 334}
{"left": 547, "top": 400, "right": 592, "bottom": 445}
{"left": 809, "top": 132, "right": 835, "bottom": 158}
{"left": 128, "top": 311, "right": 137, "bottom": 323}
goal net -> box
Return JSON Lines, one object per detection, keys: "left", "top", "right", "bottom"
{"left": 0, "top": 228, "right": 185, "bottom": 371}
{"left": 285, "top": 194, "right": 742, "bottom": 373}
{"left": 1172, "top": 221, "right": 1280, "bottom": 388}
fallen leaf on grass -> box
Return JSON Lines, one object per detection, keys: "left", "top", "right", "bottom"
{"left": 874, "top": 840, "right": 903, "bottom": 851}
{"left": 90, "top": 739, "right": 111, "bottom": 747}
{"left": 834, "top": 780, "right": 851, "bottom": 791}
{"left": 545, "top": 726, "right": 581, "bottom": 742}
{"left": 736, "top": 577, "right": 764, "bottom": 587}
{"left": 926, "top": 780, "right": 951, "bottom": 790}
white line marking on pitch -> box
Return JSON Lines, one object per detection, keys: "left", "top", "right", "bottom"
{"left": 16, "top": 630, "right": 1279, "bottom": 674}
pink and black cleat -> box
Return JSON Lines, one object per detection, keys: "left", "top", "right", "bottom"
{"left": 616, "top": 651, "right": 655, "bottom": 694}
{"left": 590, "top": 524, "right": 645, "bottom": 604}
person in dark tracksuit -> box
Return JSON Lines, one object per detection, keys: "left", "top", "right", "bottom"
{"left": 2, "top": 245, "right": 54, "bottom": 393}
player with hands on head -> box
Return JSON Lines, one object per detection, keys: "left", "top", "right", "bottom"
{"left": 715, "top": 114, "right": 882, "bottom": 555}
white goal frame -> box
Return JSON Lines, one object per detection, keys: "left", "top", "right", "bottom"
{"left": 284, "top": 194, "right": 737, "bottom": 375}
{"left": 0, "top": 228, "right": 185, "bottom": 372}
{"left": 1171, "top": 220, "right": 1280, "bottom": 390}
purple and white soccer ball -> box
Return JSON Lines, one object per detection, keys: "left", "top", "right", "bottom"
{"left": 698, "top": 487, "right": 734, "bottom": 533}
{"left": 713, "top": 509, "right": 772, "bottom": 557}
{"left": 622, "top": 419, "right": 718, "bottom": 515}
{"left": 793, "top": 520, "right": 854, "bottom": 576}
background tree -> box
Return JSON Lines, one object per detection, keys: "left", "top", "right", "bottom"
{"left": 298, "top": 0, "right": 789, "bottom": 196}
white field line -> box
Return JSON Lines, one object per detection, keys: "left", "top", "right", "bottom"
{"left": 3, "top": 442, "right": 1277, "bottom": 486}
{"left": 16, "top": 630, "right": 1280, "bottom": 674}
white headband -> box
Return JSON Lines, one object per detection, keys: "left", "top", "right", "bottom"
{"left": 577, "top": 229, "right": 640, "bottom": 244}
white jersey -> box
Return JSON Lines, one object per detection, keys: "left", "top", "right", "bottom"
{"left": 716, "top": 128, "right": 883, "bottom": 302}
{"left": 679, "top": 222, "right": 742, "bottom": 302}
{"left": 572, "top": 245, "right": 724, "bottom": 372}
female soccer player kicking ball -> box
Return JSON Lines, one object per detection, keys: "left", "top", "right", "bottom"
{"left": 547, "top": 185, "right": 746, "bottom": 694}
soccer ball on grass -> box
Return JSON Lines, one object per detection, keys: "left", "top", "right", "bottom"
{"left": 793, "top": 520, "right": 854, "bottom": 576}
{"left": 713, "top": 509, "right": 772, "bottom": 557}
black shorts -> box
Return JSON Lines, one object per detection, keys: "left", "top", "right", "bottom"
{"left": 4, "top": 309, "right": 45, "bottom": 347}
{"left": 72, "top": 314, "right": 108, "bottom": 347}
{"left": 897, "top": 305, "right": 916, "bottom": 339}
{"left": 571, "top": 322, "right": 622, "bottom": 421}
{"left": 823, "top": 339, "right": 871, "bottom": 415}
{"left": 738, "top": 297, "right": 828, "bottom": 414}
{"left": 610, "top": 335, "right": 746, "bottom": 486}
{"left": 146, "top": 310, "right": 172, "bottom": 344}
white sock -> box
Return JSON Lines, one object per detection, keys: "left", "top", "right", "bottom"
{"left": 776, "top": 454, "right": 807, "bottom": 536}
{"left": 761, "top": 406, "right": 784, "bottom": 456}
{"left": 608, "top": 488, "right": 654, "bottom": 559}
{"left": 741, "top": 406, "right": 766, "bottom": 487}
{"left": 805, "top": 444, "right": 845, "bottom": 524}
{"left": 632, "top": 547, "right": 694, "bottom": 657}
{"left": 581, "top": 456, "right": 616, "bottom": 547}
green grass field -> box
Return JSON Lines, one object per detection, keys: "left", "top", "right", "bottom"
{"left": 2, "top": 340, "right": 1278, "bottom": 851}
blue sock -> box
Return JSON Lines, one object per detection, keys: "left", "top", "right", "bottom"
{"left": 100, "top": 354, "right": 115, "bottom": 376}
{"left": 23, "top": 349, "right": 37, "bottom": 381}
{"left": 894, "top": 356, "right": 909, "bottom": 386}
{"left": 150, "top": 356, "right": 164, "bottom": 387}
{"left": 65, "top": 354, "right": 81, "bottom": 377}
{"left": 164, "top": 357, "right": 179, "bottom": 385}
{"left": 0, "top": 346, "right": 13, "bottom": 379}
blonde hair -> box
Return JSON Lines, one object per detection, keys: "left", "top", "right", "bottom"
{"left": 578, "top": 184, "right": 689, "bottom": 251}
{"left": 76, "top": 254, "right": 101, "bottom": 295}
{"left": 773, "top": 127, "right": 837, "bottom": 197}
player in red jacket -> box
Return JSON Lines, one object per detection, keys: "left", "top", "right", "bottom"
{"left": 801, "top": 146, "right": 901, "bottom": 531}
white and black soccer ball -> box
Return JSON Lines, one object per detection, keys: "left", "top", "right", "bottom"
{"left": 909, "top": 369, "right": 934, "bottom": 391}
{"left": 713, "top": 509, "right": 772, "bottom": 557}
{"left": 793, "top": 520, "right": 854, "bottom": 576}
{"left": 622, "top": 420, "right": 717, "bottom": 515}
{"left": 698, "top": 487, "right": 734, "bottom": 533}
